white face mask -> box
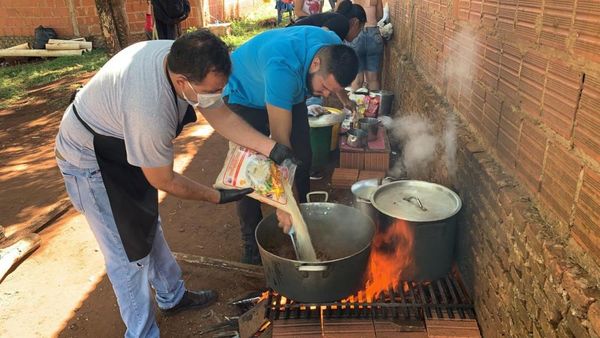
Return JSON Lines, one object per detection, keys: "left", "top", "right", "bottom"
{"left": 182, "top": 81, "right": 223, "bottom": 108}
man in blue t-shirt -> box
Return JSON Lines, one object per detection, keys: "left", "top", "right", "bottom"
{"left": 223, "top": 26, "right": 358, "bottom": 264}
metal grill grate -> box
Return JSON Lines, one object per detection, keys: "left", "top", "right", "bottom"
{"left": 265, "top": 274, "right": 475, "bottom": 321}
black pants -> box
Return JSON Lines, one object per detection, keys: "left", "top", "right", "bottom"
{"left": 225, "top": 99, "right": 312, "bottom": 243}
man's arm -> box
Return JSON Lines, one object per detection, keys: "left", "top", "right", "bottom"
{"left": 142, "top": 164, "right": 253, "bottom": 204}
{"left": 265, "top": 104, "right": 293, "bottom": 146}
{"left": 142, "top": 164, "right": 220, "bottom": 202}
{"left": 201, "top": 104, "right": 276, "bottom": 155}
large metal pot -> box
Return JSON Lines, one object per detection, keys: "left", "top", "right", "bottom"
{"left": 358, "top": 117, "right": 379, "bottom": 141}
{"left": 351, "top": 179, "right": 379, "bottom": 222}
{"left": 370, "top": 180, "right": 462, "bottom": 281}
{"left": 256, "top": 193, "right": 376, "bottom": 302}
{"left": 346, "top": 128, "right": 368, "bottom": 148}
{"left": 350, "top": 177, "right": 395, "bottom": 222}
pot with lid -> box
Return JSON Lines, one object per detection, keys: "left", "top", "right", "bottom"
{"left": 370, "top": 180, "right": 462, "bottom": 281}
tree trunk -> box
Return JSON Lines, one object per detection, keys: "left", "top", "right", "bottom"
{"left": 110, "top": 0, "right": 130, "bottom": 48}
{"left": 95, "top": 0, "right": 130, "bottom": 54}
{"left": 95, "top": 0, "right": 120, "bottom": 54}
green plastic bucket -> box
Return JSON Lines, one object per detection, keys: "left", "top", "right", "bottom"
{"left": 309, "top": 125, "right": 333, "bottom": 170}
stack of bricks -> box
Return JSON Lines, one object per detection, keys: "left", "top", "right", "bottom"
{"left": 332, "top": 126, "right": 391, "bottom": 188}
{"left": 380, "top": 17, "right": 600, "bottom": 335}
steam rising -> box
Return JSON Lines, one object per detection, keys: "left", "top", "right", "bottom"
{"left": 388, "top": 116, "right": 438, "bottom": 177}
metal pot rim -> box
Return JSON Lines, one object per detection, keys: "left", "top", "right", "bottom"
{"left": 256, "top": 202, "right": 375, "bottom": 264}
{"left": 370, "top": 180, "right": 462, "bottom": 222}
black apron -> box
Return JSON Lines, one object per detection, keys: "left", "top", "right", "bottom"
{"left": 72, "top": 72, "right": 196, "bottom": 262}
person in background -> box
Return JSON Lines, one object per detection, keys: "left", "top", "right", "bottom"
{"left": 276, "top": 0, "right": 295, "bottom": 25}
{"left": 144, "top": 0, "right": 154, "bottom": 40}
{"left": 292, "top": 0, "right": 366, "bottom": 42}
{"left": 348, "top": 0, "right": 384, "bottom": 90}
{"left": 55, "top": 30, "right": 296, "bottom": 337}
{"left": 294, "top": 0, "right": 322, "bottom": 20}
{"left": 222, "top": 26, "right": 358, "bottom": 264}
{"left": 151, "top": 0, "right": 190, "bottom": 39}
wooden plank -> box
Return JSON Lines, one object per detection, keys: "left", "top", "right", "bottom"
{"left": 0, "top": 233, "right": 41, "bottom": 281}
{"left": 6, "top": 43, "right": 29, "bottom": 50}
{"left": 47, "top": 39, "right": 92, "bottom": 51}
{"left": 172, "top": 251, "right": 264, "bottom": 278}
{"left": 45, "top": 43, "right": 83, "bottom": 50}
{"left": 2, "top": 198, "right": 71, "bottom": 241}
{"left": 0, "top": 49, "right": 83, "bottom": 57}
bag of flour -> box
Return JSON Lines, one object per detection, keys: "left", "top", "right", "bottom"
{"left": 214, "top": 142, "right": 296, "bottom": 209}
{"left": 214, "top": 142, "right": 318, "bottom": 261}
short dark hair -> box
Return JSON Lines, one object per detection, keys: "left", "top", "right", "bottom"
{"left": 316, "top": 45, "right": 359, "bottom": 87}
{"left": 337, "top": 0, "right": 366, "bottom": 23}
{"left": 167, "top": 29, "right": 231, "bottom": 83}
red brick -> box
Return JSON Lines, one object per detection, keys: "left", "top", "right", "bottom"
{"left": 562, "top": 267, "right": 596, "bottom": 316}
{"left": 566, "top": 312, "right": 591, "bottom": 338}
{"left": 573, "top": 0, "right": 600, "bottom": 60}
{"left": 519, "top": 52, "right": 547, "bottom": 118}
{"left": 469, "top": 0, "right": 483, "bottom": 23}
{"left": 539, "top": 0, "right": 573, "bottom": 49}
{"left": 497, "top": 104, "right": 522, "bottom": 169}
{"left": 515, "top": 120, "right": 546, "bottom": 194}
{"left": 541, "top": 60, "right": 583, "bottom": 138}
{"left": 589, "top": 302, "right": 600, "bottom": 336}
{"left": 572, "top": 168, "right": 600, "bottom": 262}
{"left": 574, "top": 74, "right": 600, "bottom": 162}
{"left": 539, "top": 143, "right": 582, "bottom": 225}
{"left": 498, "top": 0, "right": 517, "bottom": 34}
{"left": 515, "top": 2, "right": 542, "bottom": 42}
{"left": 481, "top": 92, "right": 502, "bottom": 146}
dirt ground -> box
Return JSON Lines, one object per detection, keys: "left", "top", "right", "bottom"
{"left": 0, "top": 70, "right": 349, "bottom": 337}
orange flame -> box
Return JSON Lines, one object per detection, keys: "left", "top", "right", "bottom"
{"left": 359, "top": 219, "right": 414, "bottom": 302}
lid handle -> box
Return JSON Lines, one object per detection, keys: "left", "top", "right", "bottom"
{"left": 403, "top": 196, "right": 428, "bottom": 212}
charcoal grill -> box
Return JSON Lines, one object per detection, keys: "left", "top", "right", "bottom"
{"left": 265, "top": 273, "right": 475, "bottom": 321}
{"left": 244, "top": 270, "right": 480, "bottom": 337}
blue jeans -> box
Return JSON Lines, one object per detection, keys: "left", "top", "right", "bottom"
{"left": 347, "top": 26, "right": 384, "bottom": 72}
{"left": 56, "top": 157, "right": 185, "bottom": 338}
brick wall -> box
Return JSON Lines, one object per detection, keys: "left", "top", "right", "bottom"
{"left": 0, "top": 0, "right": 260, "bottom": 48}
{"left": 382, "top": 0, "right": 600, "bottom": 336}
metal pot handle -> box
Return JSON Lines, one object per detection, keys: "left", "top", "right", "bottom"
{"left": 306, "top": 191, "right": 329, "bottom": 203}
{"left": 297, "top": 264, "right": 328, "bottom": 272}
{"left": 403, "top": 196, "right": 428, "bottom": 211}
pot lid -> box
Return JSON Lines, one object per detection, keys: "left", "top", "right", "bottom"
{"left": 370, "top": 180, "right": 462, "bottom": 222}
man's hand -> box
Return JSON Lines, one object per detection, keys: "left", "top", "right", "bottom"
{"left": 269, "top": 143, "right": 300, "bottom": 166}
{"left": 217, "top": 188, "right": 254, "bottom": 204}
{"left": 276, "top": 209, "right": 293, "bottom": 233}
{"left": 343, "top": 100, "right": 358, "bottom": 116}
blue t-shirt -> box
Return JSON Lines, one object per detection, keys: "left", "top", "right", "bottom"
{"left": 223, "top": 26, "right": 342, "bottom": 111}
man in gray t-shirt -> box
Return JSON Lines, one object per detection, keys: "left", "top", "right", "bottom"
{"left": 55, "top": 30, "right": 295, "bottom": 337}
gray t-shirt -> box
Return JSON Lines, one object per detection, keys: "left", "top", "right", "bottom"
{"left": 56, "top": 40, "right": 220, "bottom": 169}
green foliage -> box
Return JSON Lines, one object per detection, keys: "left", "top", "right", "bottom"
{"left": 186, "top": 3, "right": 279, "bottom": 50}
{"left": 0, "top": 49, "right": 108, "bottom": 109}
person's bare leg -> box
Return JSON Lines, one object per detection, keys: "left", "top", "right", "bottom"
{"left": 366, "top": 71, "right": 380, "bottom": 90}
{"left": 351, "top": 71, "right": 365, "bottom": 91}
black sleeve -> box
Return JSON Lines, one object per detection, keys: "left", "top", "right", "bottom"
{"left": 322, "top": 14, "right": 349, "bottom": 40}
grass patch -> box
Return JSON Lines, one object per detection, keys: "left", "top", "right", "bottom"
{"left": 1, "top": 4, "right": 279, "bottom": 109}
{"left": 220, "top": 18, "right": 273, "bottom": 49}
{"left": 0, "top": 49, "right": 108, "bottom": 109}
{"left": 190, "top": 3, "right": 280, "bottom": 49}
